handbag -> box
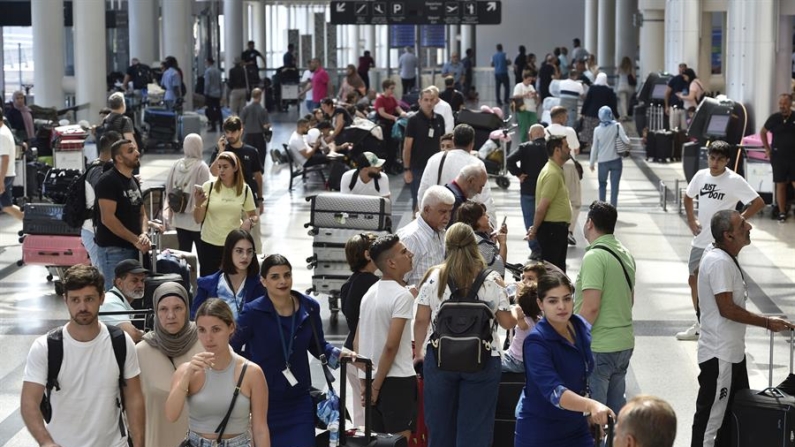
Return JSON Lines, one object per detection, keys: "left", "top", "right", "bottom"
{"left": 177, "top": 362, "right": 249, "bottom": 447}
{"left": 309, "top": 310, "right": 338, "bottom": 428}
{"left": 614, "top": 124, "right": 630, "bottom": 156}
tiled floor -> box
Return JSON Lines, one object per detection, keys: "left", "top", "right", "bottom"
{"left": 1, "top": 111, "right": 794, "bottom": 446}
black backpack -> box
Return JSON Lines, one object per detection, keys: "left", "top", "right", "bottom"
{"left": 61, "top": 160, "right": 105, "bottom": 228}
{"left": 95, "top": 113, "right": 126, "bottom": 142}
{"left": 40, "top": 324, "right": 129, "bottom": 442}
{"left": 430, "top": 268, "right": 495, "bottom": 373}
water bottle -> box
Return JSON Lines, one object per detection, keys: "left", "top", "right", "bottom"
{"left": 328, "top": 420, "right": 339, "bottom": 447}
{"left": 505, "top": 283, "right": 517, "bottom": 299}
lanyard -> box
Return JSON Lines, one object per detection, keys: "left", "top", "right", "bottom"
{"left": 274, "top": 298, "right": 299, "bottom": 369}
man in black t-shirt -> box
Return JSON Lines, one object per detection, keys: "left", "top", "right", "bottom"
{"left": 94, "top": 139, "right": 151, "bottom": 291}
{"left": 209, "top": 116, "right": 264, "bottom": 251}
{"left": 242, "top": 41, "right": 265, "bottom": 84}
{"left": 761, "top": 93, "right": 795, "bottom": 222}
{"left": 402, "top": 88, "right": 446, "bottom": 210}
{"left": 439, "top": 77, "right": 465, "bottom": 112}
{"left": 664, "top": 63, "right": 689, "bottom": 128}
{"left": 283, "top": 44, "right": 296, "bottom": 68}
{"left": 122, "top": 58, "right": 152, "bottom": 92}
{"left": 320, "top": 98, "right": 354, "bottom": 145}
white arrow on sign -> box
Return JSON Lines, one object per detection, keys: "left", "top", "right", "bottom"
{"left": 487, "top": 2, "right": 497, "bottom": 11}
{"left": 336, "top": 2, "right": 346, "bottom": 12}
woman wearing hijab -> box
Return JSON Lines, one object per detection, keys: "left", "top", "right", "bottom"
{"left": 580, "top": 73, "right": 618, "bottom": 150}
{"left": 136, "top": 282, "right": 203, "bottom": 447}
{"left": 165, "top": 133, "right": 211, "bottom": 252}
{"left": 590, "top": 106, "right": 630, "bottom": 206}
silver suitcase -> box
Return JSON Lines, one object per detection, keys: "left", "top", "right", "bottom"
{"left": 312, "top": 260, "right": 351, "bottom": 277}
{"left": 310, "top": 228, "right": 390, "bottom": 263}
{"left": 306, "top": 193, "right": 392, "bottom": 231}
{"left": 311, "top": 275, "right": 349, "bottom": 295}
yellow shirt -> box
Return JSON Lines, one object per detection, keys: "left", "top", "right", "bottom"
{"left": 535, "top": 160, "right": 572, "bottom": 223}
{"left": 199, "top": 180, "right": 256, "bottom": 246}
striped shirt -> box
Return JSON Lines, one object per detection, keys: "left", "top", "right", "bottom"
{"left": 397, "top": 216, "right": 446, "bottom": 286}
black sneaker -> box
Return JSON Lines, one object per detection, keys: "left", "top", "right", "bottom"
{"left": 270, "top": 149, "right": 280, "bottom": 164}
{"left": 779, "top": 212, "right": 787, "bottom": 223}
{"left": 567, "top": 232, "right": 576, "bottom": 246}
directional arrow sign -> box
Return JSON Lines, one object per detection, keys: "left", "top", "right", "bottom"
{"left": 476, "top": 0, "right": 501, "bottom": 24}
{"left": 487, "top": 1, "right": 497, "bottom": 11}
{"left": 355, "top": 2, "right": 368, "bottom": 15}
{"left": 336, "top": 2, "right": 346, "bottom": 12}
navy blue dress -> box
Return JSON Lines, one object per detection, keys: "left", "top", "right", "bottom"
{"left": 514, "top": 315, "right": 595, "bottom": 447}
{"left": 231, "top": 291, "right": 340, "bottom": 447}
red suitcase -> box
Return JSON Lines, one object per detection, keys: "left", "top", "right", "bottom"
{"left": 51, "top": 125, "right": 88, "bottom": 142}
{"left": 22, "top": 235, "right": 90, "bottom": 266}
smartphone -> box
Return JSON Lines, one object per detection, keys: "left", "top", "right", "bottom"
{"left": 502, "top": 216, "right": 507, "bottom": 226}
{"left": 194, "top": 184, "right": 204, "bottom": 193}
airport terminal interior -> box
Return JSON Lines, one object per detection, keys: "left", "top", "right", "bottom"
{"left": 3, "top": 0, "right": 795, "bottom": 446}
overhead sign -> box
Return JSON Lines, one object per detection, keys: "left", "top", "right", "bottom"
{"left": 330, "top": 0, "right": 501, "bottom": 25}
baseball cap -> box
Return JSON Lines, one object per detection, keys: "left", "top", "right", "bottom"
{"left": 114, "top": 259, "right": 149, "bottom": 278}
{"left": 362, "top": 152, "right": 385, "bottom": 168}
{"left": 153, "top": 282, "right": 189, "bottom": 306}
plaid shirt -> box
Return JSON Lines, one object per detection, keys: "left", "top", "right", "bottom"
{"left": 397, "top": 215, "right": 446, "bottom": 286}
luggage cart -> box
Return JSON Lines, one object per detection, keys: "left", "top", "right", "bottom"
{"left": 456, "top": 109, "right": 514, "bottom": 189}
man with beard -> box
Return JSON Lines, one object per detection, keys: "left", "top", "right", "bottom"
{"left": 95, "top": 140, "right": 151, "bottom": 291}
{"left": 99, "top": 259, "right": 147, "bottom": 342}
{"left": 525, "top": 135, "right": 572, "bottom": 271}
{"left": 20, "top": 265, "right": 145, "bottom": 447}
{"left": 340, "top": 151, "right": 391, "bottom": 198}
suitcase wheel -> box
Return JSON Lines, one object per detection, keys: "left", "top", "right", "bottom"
{"left": 496, "top": 176, "right": 510, "bottom": 190}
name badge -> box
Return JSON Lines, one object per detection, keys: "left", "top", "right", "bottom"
{"left": 282, "top": 367, "right": 298, "bottom": 387}
{"left": 428, "top": 128, "right": 434, "bottom": 138}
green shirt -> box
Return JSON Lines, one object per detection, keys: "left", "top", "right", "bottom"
{"left": 535, "top": 160, "right": 571, "bottom": 223}
{"left": 574, "top": 234, "right": 636, "bottom": 353}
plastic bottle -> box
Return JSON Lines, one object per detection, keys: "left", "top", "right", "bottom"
{"left": 328, "top": 420, "right": 339, "bottom": 447}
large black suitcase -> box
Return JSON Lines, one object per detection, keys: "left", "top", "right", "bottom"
{"left": 306, "top": 193, "right": 392, "bottom": 232}
{"left": 493, "top": 372, "right": 524, "bottom": 447}
{"left": 339, "top": 357, "right": 408, "bottom": 447}
{"left": 648, "top": 130, "right": 674, "bottom": 162}
{"left": 731, "top": 331, "right": 795, "bottom": 446}
{"left": 42, "top": 168, "right": 81, "bottom": 204}
{"left": 22, "top": 203, "right": 80, "bottom": 236}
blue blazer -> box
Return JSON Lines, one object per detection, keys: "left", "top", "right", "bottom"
{"left": 515, "top": 315, "right": 595, "bottom": 447}
{"left": 191, "top": 271, "right": 265, "bottom": 319}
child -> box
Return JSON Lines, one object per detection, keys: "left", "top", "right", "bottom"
{"left": 502, "top": 282, "right": 542, "bottom": 373}
{"left": 521, "top": 262, "right": 547, "bottom": 286}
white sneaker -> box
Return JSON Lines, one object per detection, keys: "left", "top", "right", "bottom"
{"left": 676, "top": 322, "right": 700, "bottom": 341}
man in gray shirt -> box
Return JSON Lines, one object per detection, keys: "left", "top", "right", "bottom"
{"left": 203, "top": 57, "right": 223, "bottom": 132}
{"left": 240, "top": 88, "right": 271, "bottom": 170}
{"left": 399, "top": 46, "right": 418, "bottom": 96}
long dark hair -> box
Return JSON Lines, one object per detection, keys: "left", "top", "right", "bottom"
{"left": 221, "top": 229, "right": 259, "bottom": 277}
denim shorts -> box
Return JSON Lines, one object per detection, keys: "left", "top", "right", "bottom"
{"left": 188, "top": 430, "right": 251, "bottom": 447}
{"left": 0, "top": 176, "right": 14, "bottom": 208}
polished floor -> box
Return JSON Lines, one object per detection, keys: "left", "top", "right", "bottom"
{"left": 1, "top": 111, "right": 794, "bottom": 447}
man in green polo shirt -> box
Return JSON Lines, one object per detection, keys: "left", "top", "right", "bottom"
{"left": 525, "top": 135, "right": 572, "bottom": 271}
{"left": 574, "top": 200, "right": 636, "bottom": 414}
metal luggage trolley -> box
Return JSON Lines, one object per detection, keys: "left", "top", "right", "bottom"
{"left": 456, "top": 109, "right": 515, "bottom": 189}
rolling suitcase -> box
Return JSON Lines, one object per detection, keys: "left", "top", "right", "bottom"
{"left": 731, "top": 330, "right": 795, "bottom": 447}
{"left": 312, "top": 261, "right": 352, "bottom": 278}
{"left": 307, "top": 193, "right": 392, "bottom": 232}
{"left": 649, "top": 131, "right": 674, "bottom": 162}
{"left": 22, "top": 203, "right": 81, "bottom": 236}
{"left": 339, "top": 356, "right": 408, "bottom": 447}
{"left": 22, "top": 235, "right": 89, "bottom": 266}
{"left": 312, "top": 275, "right": 349, "bottom": 295}
{"left": 492, "top": 372, "right": 525, "bottom": 447}
{"left": 178, "top": 113, "right": 202, "bottom": 142}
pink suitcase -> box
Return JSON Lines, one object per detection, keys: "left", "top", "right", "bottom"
{"left": 22, "top": 235, "right": 90, "bottom": 266}
{"left": 54, "top": 138, "right": 86, "bottom": 151}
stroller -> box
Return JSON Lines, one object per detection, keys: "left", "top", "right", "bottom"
{"left": 456, "top": 108, "right": 514, "bottom": 189}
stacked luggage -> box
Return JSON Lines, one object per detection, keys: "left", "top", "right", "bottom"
{"left": 305, "top": 193, "right": 392, "bottom": 318}
{"left": 51, "top": 125, "right": 88, "bottom": 171}
{"left": 645, "top": 104, "right": 686, "bottom": 163}
{"left": 41, "top": 168, "right": 82, "bottom": 205}
{"left": 144, "top": 108, "right": 178, "bottom": 150}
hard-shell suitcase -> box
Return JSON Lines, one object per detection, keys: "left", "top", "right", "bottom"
{"left": 339, "top": 357, "right": 409, "bottom": 447}
{"left": 22, "top": 203, "right": 80, "bottom": 236}
{"left": 312, "top": 275, "right": 349, "bottom": 295}
{"left": 42, "top": 169, "right": 82, "bottom": 204}
{"left": 178, "top": 113, "right": 202, "bottom": 142}
{"left": 22, "top": 235, "right": 89, "bottom": 266}
{"left": 493, "top": 372, "right": 525, "bottom": 447}
{"left": 731, "top": 330, "right": 795, "bottom": 447}
{"left": 51, "top": 125, "right": 88, "bottom": 144}
{"left": 312, "top": 261, "right": 351, "bottom": 278}
{"left": 649, "top": 130, "right": 673, "bottom": 162}
{"left": 307, "top": 193, "right": 392, "bottom": 232}
{"left": 309, "top": 228, "right": 390, "bottom": 264}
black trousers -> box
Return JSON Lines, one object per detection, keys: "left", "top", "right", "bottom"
{"left": 536, "top": 221, "right": 569, "bottom": 272}
{"left": 691, "top": 357, "right": 749, "bottom": 447}
{"left": 244, "top": 133, "right": 268, "bottom": 170}
{"left": 176, "top": 228, "right": 201, "bottom": 253}
{"left": 359, "top": 71, "right": 370, "bottom": 90}
{"left": 205, "top": 96, "right": 222, "bottom": 128}
{"left": 402, "top": 77, "right": 416, "bottom": 95}
{"left": 197, "top": 239, "right": 224, "bottom": 277}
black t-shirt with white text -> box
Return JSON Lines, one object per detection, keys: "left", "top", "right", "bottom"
{"left": 210, "top": 144, "right": 263, "bottom": 200}
{"left": 94, "top": 168, "right": 143, "bottom": 249}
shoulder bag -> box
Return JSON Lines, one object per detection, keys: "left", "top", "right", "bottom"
{"left": 591, "top": 245, "right": 633, "bottom": 291}
{"left": 614, "top": 124, "right": 631, "bottom": 156}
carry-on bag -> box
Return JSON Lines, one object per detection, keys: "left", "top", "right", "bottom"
{"left": 22, "top": 203, "right": 81, "bottom": 236}
{"left": 339, "top": 356, "right": 408, "bottom": 447}
{"left": 42, "top": 169, "right": 82, "bottom": 204}
{"left": 312, "top": 275, "right": 349, "bottom": 296}
{"left": 306, "top": 193, "right": 392, "bottom": 232}
{"left": 313, "top": 261, "right": 352, "bottom": 278}
{"left": 22, "top": 235, "right": 89, "bottom": 266}
{"left": 731, "top": 330, "right": 795, "bottom": 446}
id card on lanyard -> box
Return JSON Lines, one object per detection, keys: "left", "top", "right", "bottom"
{"left": 275, "top": 299, "right": 300, "bottom": 387}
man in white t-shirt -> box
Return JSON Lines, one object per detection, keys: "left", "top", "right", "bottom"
{"left": 288, "top": 118, "right": 329, "bottom": 168}
{"left": 428, "top": 86, "right": 454, "bottom": 134}
{"left": 691, "top": 210, "right": 793, "bottom": 447}
{"left": 558, "top": 71, "right": 585, "bottom": 128}
{"left": 21, "top": 265, "right": 144, "bottom": 447}
{"left": 546, "top": 106, "right": 582, "bottom": 244}
{"left": 300, "top": 65, "right": 315, "bottom": 114}
{"left": 356, "top": 234, "right": 416, "bottom": 440}
{"left": 340, "top": 151, "right": 391, "bottom": 198}
{"left": 0, "top": 111, "right": 23, "bottom": 220}
{"left": 99, "top": 259, "right": 147, "bottom": 343}
{"left": 676, "top": 141, "right": 764, "bottom": 341}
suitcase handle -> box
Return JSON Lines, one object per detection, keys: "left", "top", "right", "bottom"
{"left": 767, "top": 328, "right": 795, "bottom": 388}
{"left": 339, "top": 356, "right": 373, "bottom": 444}
{"left": 37, "top": 250, "right": 71, "bottom": 257}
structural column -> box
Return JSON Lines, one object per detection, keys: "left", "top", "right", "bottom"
{"left": 0, "top": 29, "right": 5, "bottom": 99}
{"left": 638, "top": 7, "right": 664, "bottom": 79}
{"left": 163, "top": 0, "right": 194, "bottom": 111}
{"left": 664, "top": 0, "right": 700, "bottom": 74}
{"left": 348, "top": 25, "right": 358, "bottom": 67}
{"left": 73, "top": 0, "right": 106, "bottom": 119}
{"left": 615, "top": 0, "right": 638, "bottom": 67}
{"left": 597, "top": 0, "right": 616, "bottom": 72}
{"left": 224, "top": 0, "right": 244, "bottom": 77}
{"left": 584, "top": 0, "right": 598, "bottom": 55}
{"left": 257, "top": 0, "right": 268, "bottom": 68}
{"left": 128, "top": 0, "right": 159, "bottom": 65}
{"left": 775, "top": 13, "right": 792, "bottom": 102}
{"left": 32, "top": 0, "right": 65, "bottom": 108}
{"left": 726, "top": 0, "right": 777, "bottom": 129}
{"left": 460, "top": 25, "right": 473, "bottom": 59}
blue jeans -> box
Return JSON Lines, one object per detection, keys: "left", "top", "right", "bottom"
{"left": 494, "top": 73, "right": 510, "bottom": 104}
{"left": 589, "top": 349, "right": 633, "bottom": 414}
{"left": 597, "top": 158, "right": 623, "bottom": 207}
{"left": 520, "top": 194, "right": 541, "bottom": 254}
{"left": 423, "top": 347, "right": 502, "bottom": 447}
{"left": 96, "top": 245, "right": 138, "bottom": 291}
{"left": 306, "top": 100, "right": 319, "bottom": 111}
{"left": 80, "top": 228, "right": 101, "bottom": 268}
